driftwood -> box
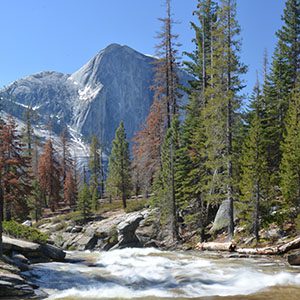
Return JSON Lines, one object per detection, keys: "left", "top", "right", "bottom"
{"left": 196, "top": 242, "right": 237, "bottom": 252}
{"left": 237, "top": 236, "right": 300, "bottom": 255}
{"left": 197, "top": 236, "right": 300, "bottom": 255}
{"left": 236, "top": 247, "right": 278, "bottom": 255}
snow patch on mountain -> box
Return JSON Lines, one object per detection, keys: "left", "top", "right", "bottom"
{"left": 78, "top": 84, "right": 103, "bottom": 103}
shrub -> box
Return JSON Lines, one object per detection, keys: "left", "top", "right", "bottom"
{"left": 3, "top": 220, "right": 49, "bottom": 244}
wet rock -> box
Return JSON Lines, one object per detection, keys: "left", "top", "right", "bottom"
{"left": 12, "top": 253, "right": 29, "bottom": 265}
{"left": 0, "top": 272, "right": 35, "bottom": 298}
{"left": 11, "top": 253, "right": 30, "bottom": 271}
{"left": 40, "top": 244, "right": 66, "bottom": 261}
{"left": 287, "top": 252, "right": 300, "bottom": 266}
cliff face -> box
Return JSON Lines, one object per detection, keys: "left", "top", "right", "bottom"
{"left": 0, "top": 43, "right": 190, "bottom": 152}
{"left": 69, "top": 44, "right": 156, "bottom": 147}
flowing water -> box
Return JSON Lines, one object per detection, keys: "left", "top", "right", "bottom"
{"left": 23, "top": 248, "right": 300, "bottom": 300}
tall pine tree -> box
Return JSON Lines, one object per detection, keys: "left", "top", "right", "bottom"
{"left": 280, "top": 83, "right": 300, "bottom": 218}
{"left": 240, "top": 80, "right": 268, "bottom": 242}
{"left": 106, "top": 122, "right": 131, "bottom": 208}
{"left": 201, "top": 0, "right": 246, "bottom": 238}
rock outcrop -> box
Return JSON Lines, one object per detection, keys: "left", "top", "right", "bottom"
{"left": 0, "top": 258, "right": 47, "bottom": 299}
{"left": 112, "top": 211, "right": 148, "bottom": 249}
{"left": 40, "top": 209, "right": 161, "bottom": 251}
{"left": 3, "top": 236, "right": 66, "bottom": 264}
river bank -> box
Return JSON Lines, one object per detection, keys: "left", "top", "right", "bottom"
{"left": 2, "top": 201, "right": 300, "bottom": 299}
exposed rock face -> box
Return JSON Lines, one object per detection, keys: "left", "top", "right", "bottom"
{"left": 0, "top": 43, "right": 191, "bottom": 152}
{"left": 41, "top": 209, "right": 161, "bottom": 251}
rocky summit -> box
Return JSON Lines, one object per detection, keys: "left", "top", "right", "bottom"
{"left": 0, "top": 43, "right": 190, "bottom": 153}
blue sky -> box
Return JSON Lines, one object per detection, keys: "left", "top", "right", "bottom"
{"left": 0, "top": 0, "right": 285, "bottom": 96}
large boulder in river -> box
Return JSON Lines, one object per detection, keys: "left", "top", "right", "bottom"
{"left": 288, "top": 252, "right": 300, "bottom": 266}
{"left": 40, "top": 244, "right": 66, "bottom": 261}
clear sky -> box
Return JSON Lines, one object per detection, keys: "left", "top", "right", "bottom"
{"left": 0, "top": 0, "right": 285, "bottom": 96}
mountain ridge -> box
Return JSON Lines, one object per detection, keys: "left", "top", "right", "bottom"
{"left": 0, "top": 43, "right": 190, "bottom": 154}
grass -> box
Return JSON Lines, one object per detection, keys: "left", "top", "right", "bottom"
{"left": 34, "top": 198, "right": 149, "bottom": 229}
{"left": 3, "top": 220, "right": 49, "bottom": 244}
{"left": 125, "top": 198, "right": 148, "bottom": 213}
{"left": 96, "top": 198, "right": 149, "bottom": 214}
{"left": 96, "top": 201, "right": 123, "bottom": 214}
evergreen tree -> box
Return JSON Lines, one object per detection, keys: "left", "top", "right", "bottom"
{"left": 78, "top": 182, "right": 91, "bottom": 222}
{"left": 239, "top": 81, "right": 268, "bottom": 242}
{"left": 201, "top": 0, "right": 246, "bottom": 238}
{"left": 154, "top": 115, "right": 181, "bottom": 240}
{"left": 280, "top": 83, "right": 300, "bottom": 218}
{"left": 88, "top": 135, "right": 103, "bottom": 210}
{"left": 177, "top": 95, "right": 209, "bottom": 241}
{"left": 106, "top": 122, "right": 131, "bottom": 208}
{"left": 29, "top": 180, "right": 43, "bottom": 222}
{"left": 264, "top": 0, "right": 300, "bottom": 184}
{"left": 179, "top": 0, "right": 218, "bottom": 241}
{"left": 183, "top": 0, "right": 218, "bottom": 95}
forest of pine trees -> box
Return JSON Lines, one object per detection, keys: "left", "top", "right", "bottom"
{"left": 133, "top": 0, "right": 299, "bottom": 242}
{"left": 0, "top": 0, "right": 299, "bottom": 256}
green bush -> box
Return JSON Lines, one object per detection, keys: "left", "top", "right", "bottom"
{"left": 3, "top": 220, "right": 49, "bottom": 244}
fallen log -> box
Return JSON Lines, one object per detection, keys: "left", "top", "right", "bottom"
{"left": 236, "top": 247, "right": 278, "bottom": 255}
{"left": 277, "top": 236, "right": 300, "bottom": 254}
{"left": 196, "top": 242, "right": 236, "bottom": 252}
{"left": 196, "top": 236, "right": 300, "bottom": 255}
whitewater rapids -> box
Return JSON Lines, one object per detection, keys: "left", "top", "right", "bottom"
{"left": 23, "top": 248, "right": 300, "bottom": 299}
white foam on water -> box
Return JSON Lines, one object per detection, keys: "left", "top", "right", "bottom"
{"left": 24, "top": 248, "right": 300, "bottom": 299}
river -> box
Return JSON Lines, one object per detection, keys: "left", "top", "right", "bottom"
{"left": 23, "top": 248, "right": 300, "bottom": 300}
